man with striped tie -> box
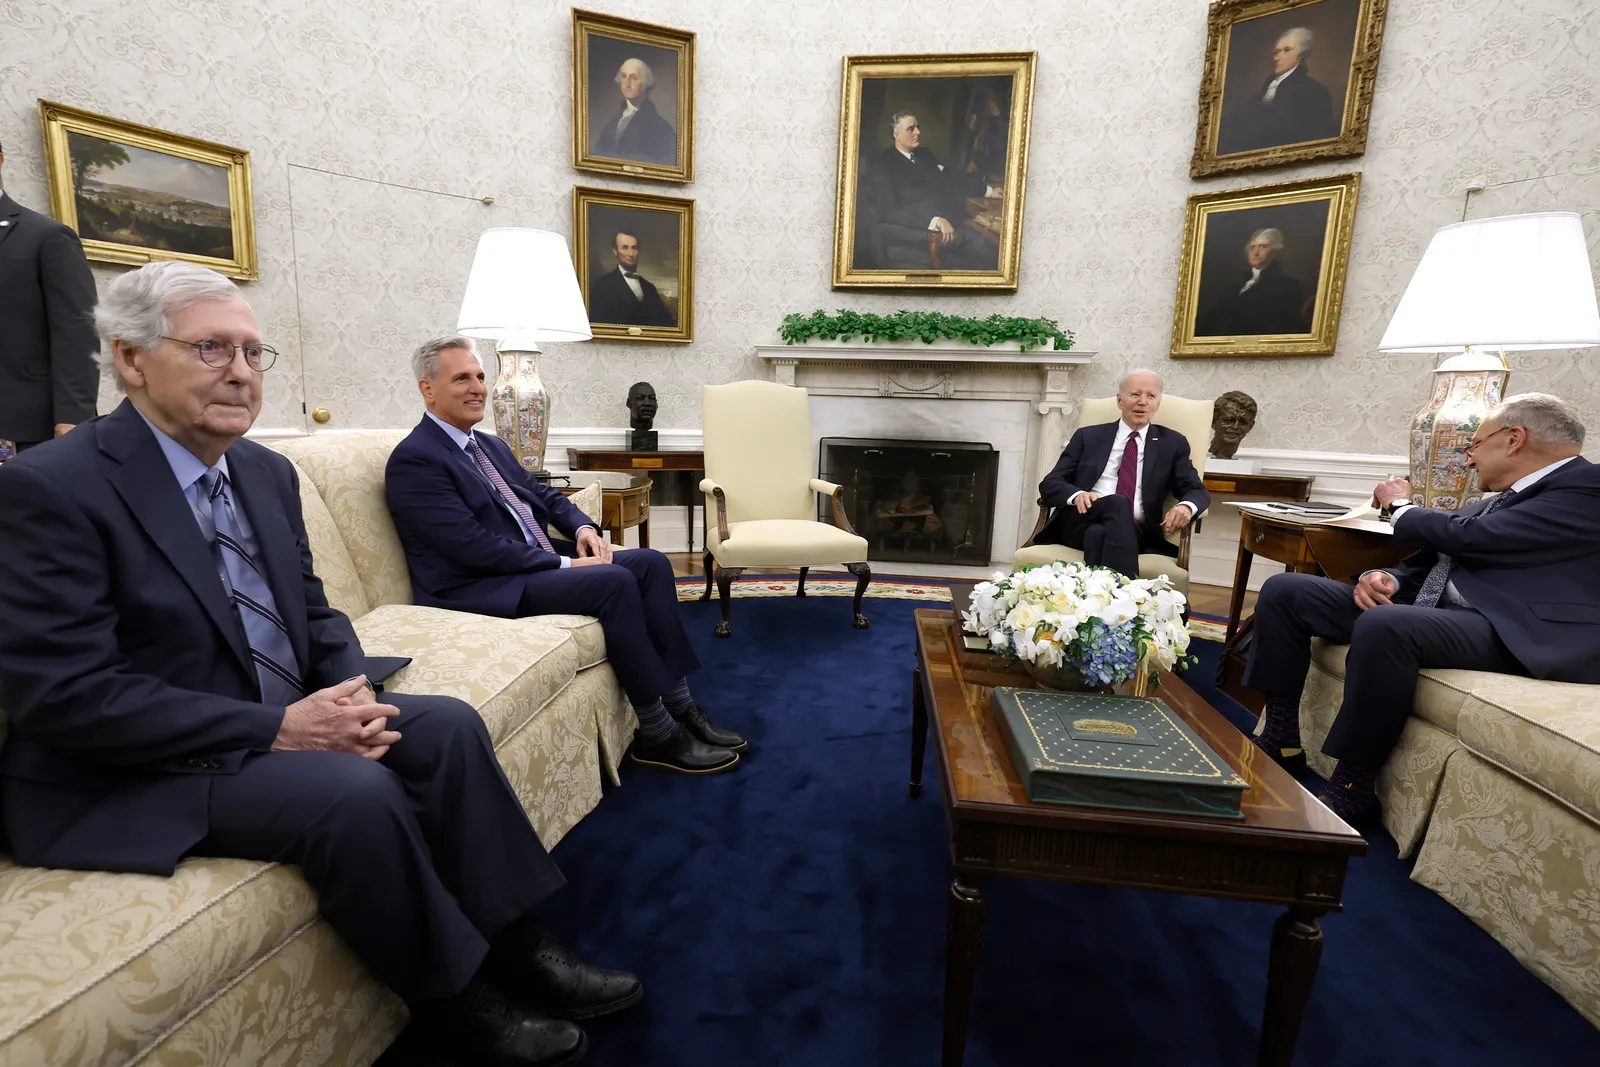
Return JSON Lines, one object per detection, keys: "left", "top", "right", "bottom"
{"left": 0, "top": 263, "right": 636, "bottom": 1067}
{"left": 1245, "top": 394, "right": 1600, "bottom": 825}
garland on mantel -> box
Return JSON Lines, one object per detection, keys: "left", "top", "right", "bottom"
{"left": 778, "top": 309, "right": 1073, "bottom": 353}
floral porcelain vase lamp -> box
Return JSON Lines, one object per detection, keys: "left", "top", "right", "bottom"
{"left": 456, "top": 228, "right": 593, "bottom": 477}
{"left": 1378, "top": 212, "right": 1600, "bottom": 510}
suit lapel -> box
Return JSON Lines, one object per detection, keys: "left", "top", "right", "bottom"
{"left": 100, "top": 403, "right": 253, "bottom": 677}
{"left": 1142, "top": 427, "right": 1165, "bottom": 520}
{"left": 0, "top": 194, "right": 22, "bottom": 255}
{"left": 227, "top": 446, "right": 310, "bottom": 671}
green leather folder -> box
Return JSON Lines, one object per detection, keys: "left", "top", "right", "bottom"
{"left": 991, "top": 688, "right": 1249, "bottom": 819}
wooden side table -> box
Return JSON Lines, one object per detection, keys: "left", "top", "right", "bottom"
{"left": 557, "top": 471, "right": 652, "bottom": 547}
{"left": 1203, "top": 472, "right": 1313, "bottom": 500}
{"left": 1225, "top": 510, "right": 1323, "bottom": 645}
{"left": 566, "top": 449, "right": 705, "bottom": 552}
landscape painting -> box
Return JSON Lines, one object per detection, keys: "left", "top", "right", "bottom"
{"left": 39, "top": 100, "right": 257, "bottom": 279}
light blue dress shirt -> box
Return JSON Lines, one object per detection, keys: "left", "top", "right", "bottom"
{"left": 134, "top": 407, "right": 260, "bottom": 551}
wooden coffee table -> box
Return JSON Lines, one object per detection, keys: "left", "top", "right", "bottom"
{"left": 909, "top": 608, "right": 1365, "bottom": 1067}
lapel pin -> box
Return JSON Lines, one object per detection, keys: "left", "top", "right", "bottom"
{"left": 0, "top": 221, "right": 9, "bottom": 227}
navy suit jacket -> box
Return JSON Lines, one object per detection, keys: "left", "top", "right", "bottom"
{"left": 1384, "top": 456, "right": 1600, "bottom": 682}
{"left": 1036, "top": 421, "right": 1211, "bottom": 549}
{"left": 0, "top": 400, "right": 366, "bottom": 874}
{"left": 385, "top": 417, "right": 596, "bottom": 618}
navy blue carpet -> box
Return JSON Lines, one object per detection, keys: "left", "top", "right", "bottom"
{"left": 412, "top": 595, "right": 1600, "bottom": 1065}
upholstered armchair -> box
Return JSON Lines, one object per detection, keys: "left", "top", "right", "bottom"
{"left": 699, "top": 380, "right": 872, "bottom": 637}
{"left": 1012, "top": 394, "right": 1215, "bottom": 594}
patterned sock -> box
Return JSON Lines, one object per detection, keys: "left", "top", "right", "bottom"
{"left": 663, "top": 678, "right": 694, "bottom": 719}
{"left": 1326, "top": 760, "right": 1380, "bottom": 823}
{"left": 1255, "top": 694, "right": 1303, "bottom": 758}
{"left": 635, "top": 698, "right": 677, "bottom": 742}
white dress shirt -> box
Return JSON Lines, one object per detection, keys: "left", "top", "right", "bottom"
{"left": 426, "top": 412, "right": 593, "bottom": 568}
{"left": 1066, "top": 420, "right": 1198, "bottom": 523}
{"left": 613, "top": 98, "right": 640, "bottom": 137}
{"left": 1263, "top": 65, "right": 1298, "bottom": 103}
{"left": 1239, "top": 267, "right": 1263, "bottom": 293}
{"left": 617, "top": 264, "right": 644, "bottom": 302}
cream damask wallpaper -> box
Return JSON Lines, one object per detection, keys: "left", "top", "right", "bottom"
{"left": 1, "top": 0, "right": 1596, "bottom": 449}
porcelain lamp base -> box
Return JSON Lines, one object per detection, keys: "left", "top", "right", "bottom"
{"left": 491, "top": 345, "right": 551, "bottom": 478}
{"left": 1409, "top": 348, "right": 1509, "bottom": 511}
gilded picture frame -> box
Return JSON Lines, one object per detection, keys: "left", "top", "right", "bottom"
{"left": 832, "top": 52, "right": 1036, "bottom": 292}
{"left": 1190, "top": 0, "right": 1387, "bottom": 178}
{"left": 572, "top": 10, "right": 694, "bottom": 184}
{"left": 38, "top": 99, "right": 257, "bottom": 280}
{"left": 1170, "top": 172, "right": 1361, "bottom": 358}
{"left": 573, "top": 186, "right": 694, "bottom": 344}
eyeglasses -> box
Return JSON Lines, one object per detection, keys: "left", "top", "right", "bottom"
{"left": 162, "top": 336, "right": 279, "bottom": 372}
{"left": 1463, "top": 425, "right": 1512, "bottom": 456}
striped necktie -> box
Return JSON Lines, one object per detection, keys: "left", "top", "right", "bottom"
{"left": 467, "top": 437, "right": 556, "bottom": 553}
{"left": 1412, "top": 490, "right": 1516, "bottom": 609}
{"left": 197, "top": 469, "right": 303, "bottom": 706}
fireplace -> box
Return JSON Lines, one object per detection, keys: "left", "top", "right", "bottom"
{"left": 819, "top": 437, "right": 998, "bottom": 564}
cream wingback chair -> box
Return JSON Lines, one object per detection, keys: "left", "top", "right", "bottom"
{"left": 1013, "top": 394, "right": 1215, "bottom": 594}
{"left": 699, "top": 380, "right": 872, "bottom": 637}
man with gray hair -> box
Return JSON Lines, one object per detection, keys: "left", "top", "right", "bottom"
{"left": 865, "top": 110, "right": 1003, "bottom": 270}
{"left": 0, "top": 262, "right": 641, "bottom": 1067}
{"left": 1195, "top": 227, "right": 1306, "bottom": 337}
{"left": 1217, "top": 25, "right": 1340, "bottom": 154}
{"left": 594, "top": 56, "right": 676, "bottom": 165}
{"left": 1245, "top": 392, "right": 1600, "bottom": 826}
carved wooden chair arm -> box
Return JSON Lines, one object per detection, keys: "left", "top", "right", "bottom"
{"left": 699, "top": 477, "right": 731, "bottom": 542}
{"left": 809, "top": 478, "right": 859, "bottom": 536}
{"left": 1023, "top": 496, "right": 1053, "bottom": 548}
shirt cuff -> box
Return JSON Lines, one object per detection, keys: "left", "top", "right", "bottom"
{"left": 928, "top": 217, "right": 944, "bottom": 231}
{"left": 558, "top": 555, "right": 571, "bottom": 569}
{"left": 1176, "top": 500, "right": 1198, "bottom": 516}
{"left": 1067, "top": 490, "right": 1085, "bottom": 505}
{"left": 1389, "top": 501, "right": 1416, "bottom": 520}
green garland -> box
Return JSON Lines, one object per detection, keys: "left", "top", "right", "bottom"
{"left": 778, "top": 309, "right": 1073, "bottom": 353}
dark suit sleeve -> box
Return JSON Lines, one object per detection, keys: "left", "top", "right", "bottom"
{"left": 872, "top": 159, "right": 936, "bottom": 231}
{"left": 490, "top": 439, "right": 596, "bottom": 540}
{"left": 1167, "top": 433, "right": 1211, "bottom": 513}
{"left": 286, "top": 463, "right": 366, "bottom": 689}
{"left": 40, "top": 225, "right": 100, "bottom": 426}
{"left": 385, "top": 448, "right": 565, "bottom": 576}
{"left": 0, "top": 463, "right": 284, "bottom": 765}
{"left": 1391, "top": 490, "right": 1600, "bottom": 566}
{"left": 1039, "top": 428, "right": 1096, "bottom": 507}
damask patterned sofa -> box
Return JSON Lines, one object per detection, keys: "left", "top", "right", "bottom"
{"left": 1299, "top": 642, "right": 1600, "bottom": 1028}
{"left": 0, "top": 430, "right": 636, "bottom": 1067}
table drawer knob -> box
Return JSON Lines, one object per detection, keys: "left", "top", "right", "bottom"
{"left": 1254, "top": 531, "right": 1265, "bottom": 545}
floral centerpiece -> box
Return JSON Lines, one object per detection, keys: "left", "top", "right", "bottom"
{"left": 962, "top": 561, "right": 1194, "bottom": 690}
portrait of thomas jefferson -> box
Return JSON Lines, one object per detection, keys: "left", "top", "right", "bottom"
{"left": 1195, "top": 228, "right": 1306, "bottom": 337}
{"left": 1215, "top": 1, "right": 1361, "bottom": 157}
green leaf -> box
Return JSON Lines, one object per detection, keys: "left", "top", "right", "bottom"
{"left": 777, "top": 309, "right": 1074, "bottom": 351}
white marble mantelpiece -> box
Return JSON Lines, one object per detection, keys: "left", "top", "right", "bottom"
{"left": 755, "top": 341, "right": 1095, "bottom": 561}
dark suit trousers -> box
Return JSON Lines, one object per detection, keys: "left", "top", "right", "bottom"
{"left": 516, "top": 547, "right": 698, "bottom": 708}
{"left": 200, "top": 694, "right": 565, "bottom": 1004}
{"left": 1242, "top": 572, "right": 1525, "bottom": 767}
{"left": 1053, "top": 494, "right": 1143, "bottom": 578}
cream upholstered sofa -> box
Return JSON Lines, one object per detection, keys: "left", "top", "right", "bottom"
{"left": 1012, "top": 394, "right": 1215, "bottom": 596}
{"left": 1299, "top": 646, "right": 1600, "bottom": 1028}
{"left": 0, "top": 430, "right": 635, "bottom": 1067}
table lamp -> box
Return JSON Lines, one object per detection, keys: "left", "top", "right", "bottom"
{"left": 457, "top": 228, "right": 593, "bottom": 477}
{"left": 1378, "top": 211, "right": 1600, "bottom": 509}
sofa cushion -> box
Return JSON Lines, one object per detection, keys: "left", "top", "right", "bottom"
{"left": 709, "top": 518, "right": 869, "bottom": 568}
{"left": 532, "top": 615, "right": 606, "bottom": 670}
{"left": 270, "top": 432, "right": 413, "bottom": 610}
{"left": 285, "top": 456, "right": 370, "bottom": 618}
{"left": 353, "top": 604, "right": 580, "bottom": 744}
{"left": 0, "top": 856, "right": 317, "bottom": 1067}
{"left": 1453, "top": 674, "right": 1600, "bottom": 827}
{"left": 1308, "top": 640, "right": 1489, "bottom": 736}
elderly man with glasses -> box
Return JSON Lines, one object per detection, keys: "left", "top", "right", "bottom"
{"left": 0, "top": 262, "right": 638, "bottom": 1067}
{"left": 1242, "top": 393, "right": 1600, "bottom": 826}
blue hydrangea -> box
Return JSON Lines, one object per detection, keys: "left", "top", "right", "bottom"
{"left": 1064, "top": 617, "right": 1144, "bottom": 687}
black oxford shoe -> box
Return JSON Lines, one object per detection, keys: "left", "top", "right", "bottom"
{"left": 680, "top": 704, "right": 747, "bottom": 751}
{"left": 512, "top": 936, "right": 644, "bottom": 1021}
{"left": 416, "top": 976, "right": 587, "bottom": 1067}
{"left": 629, "top": 724, "right": 739, "bottom": 774}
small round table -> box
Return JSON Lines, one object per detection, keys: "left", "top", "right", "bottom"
{"left": 558, "top": 470, "right": 652, "bottom": 547}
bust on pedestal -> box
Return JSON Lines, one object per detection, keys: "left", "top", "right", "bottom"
{"left": 1207, "top": 390, "right": 1259, "bottom": 475}
{"left": 627, "top": 381, "right": 658, "bottom": 451}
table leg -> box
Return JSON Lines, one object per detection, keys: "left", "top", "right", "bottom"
{"left": 1226, "top": 541, "right": 1255, "bottom": 646}
{"left": 942, "top": 873, "right": 986, "bottom": 1067}
{"left": 639, "top": 515, "right": 650, "bottom": 549}
{"left": 610, "top": 520, "right": 624, "bottom": 546}
{"left": 910, "top": 666, "right": 928, "bottom": 798}
{"left": 1256, "top": 906, "right": 1324, "bottom": 1067}
{"left": 686, "top": 502, "right": 694, "bottom": 553}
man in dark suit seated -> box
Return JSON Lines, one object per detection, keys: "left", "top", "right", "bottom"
{"left": 385, "top": 336, "right": 742, "bottom": 775}
{"left": 867, "top": 111, "right": 1001, "bottom": 270}
{"left": 587, "top": 230, "right": 675, "bottom": 328}
{"left": 0, "top": 262, "right": 640, "bottom": 1067}
{"left": 1245, "top": 393, "right": 1600, "bottom": 825}
{"left": 1034, "top": 369, "right": 1211, "bottom": 578}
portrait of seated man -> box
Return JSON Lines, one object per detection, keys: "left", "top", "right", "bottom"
{"left": 863, "top": 111, "right": 1002, "bottom": 271}
{"left": 1195, "top": 228, "right": 1307, "bottom": 337}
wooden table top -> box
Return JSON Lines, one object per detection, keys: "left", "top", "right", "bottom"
{"left": 915, "top": 609, "right": 1365, "bottom": 853}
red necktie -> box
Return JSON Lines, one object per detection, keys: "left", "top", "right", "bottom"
{"left": 1115, "top": 433, "right": 1139, "bottom": 505}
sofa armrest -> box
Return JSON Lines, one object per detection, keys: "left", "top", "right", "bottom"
{"left": 810, "top": 478, "right": 859, "bottom": 536}
{"left": 700, "top": 478, "right": 730, "bottom": 541}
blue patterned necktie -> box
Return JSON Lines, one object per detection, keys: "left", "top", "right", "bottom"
{"left": 197, "top": 469, "right": 303, "bottom": 706}
{"left": 1412, "top": 490, "right": 1516, "bottom": 609}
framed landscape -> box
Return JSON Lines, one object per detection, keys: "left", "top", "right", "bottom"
{"left": 832, "top": 52, "right": 1036, "bottom": 292}
{"left": 572, "top": 9, "right": 695, "bottom": 184}
{"left": 1170, "top": 172, "right": 1361, "bottom": 358}
{"left": 573, "top": 186, "right": 694, "bottom": 344}
{"left": 38, "top": 100, "right": 257, "bottom": 280}
{"left": 1190, "top": 0, "right": 1387, "bottom": 178}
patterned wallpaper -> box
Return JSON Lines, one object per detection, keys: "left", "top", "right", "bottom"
{"left": 2, "top": 0, "right": 1596, "bottom": 450}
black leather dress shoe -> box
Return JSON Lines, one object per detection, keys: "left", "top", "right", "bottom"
{"left": 416, "top": 976, "right": 587, "bottom": 1067}
{"left": 505, "top": 936, "right": 644, "bottom": 1020}
{"left": 629, "top": 724, "right": 738, "bottom": 774}
{"left": 679, "top": 704, "right": 747, "bottom": 751}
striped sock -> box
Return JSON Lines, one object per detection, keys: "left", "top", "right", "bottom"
{"left": 1257, "top": 694, "right": 1303, "bottom": 758}
{"left": 663, "top": 678, "right": 694, "bottom": 719}
{"left": 635, "top": 698, "right": 676, "bottom": 742}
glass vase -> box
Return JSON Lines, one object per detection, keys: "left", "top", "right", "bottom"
{"left": 1025, "top": 660, "right": 1114, "bottom": 694}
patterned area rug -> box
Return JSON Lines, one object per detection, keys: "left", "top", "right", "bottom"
{"left": 675, "top": 573, "right": 953, "bottom": 603}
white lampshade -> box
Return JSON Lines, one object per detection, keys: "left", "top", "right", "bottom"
{"left": 456, "top": 228, "right": 592, "bottom": 347}
{"left": 1378, "top": 211, "right": 1600, "bottom": 353}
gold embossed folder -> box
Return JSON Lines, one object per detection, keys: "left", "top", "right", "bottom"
{"left": 991, "top": 688, "right": 1248, "bottom": 819}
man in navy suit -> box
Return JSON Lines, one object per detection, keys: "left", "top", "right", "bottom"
{"left": 1032, "top": 369, "right": 1211, "bottom": 578}
{"left": 1246, "top": 393, "right": 1600, "bottom": 825}
{"left": 0, "top": 263, "right": 640, "bottom": 1067}
{"left": 384, "top": 337, "right": 743, "bottom": 775}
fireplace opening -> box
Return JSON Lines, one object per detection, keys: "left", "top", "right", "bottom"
{"left": 818, "top": 437, "right": 998, "bottom": 564}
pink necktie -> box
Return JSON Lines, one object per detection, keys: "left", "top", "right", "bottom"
{"left": 467, "top": 437, "right": 556, "bottom": 553}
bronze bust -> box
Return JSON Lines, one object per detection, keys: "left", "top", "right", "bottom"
{"left": 626, "top": 382, "right": 658, "bottom": 450}
{"left": 1210, "top": 391, "right": 1258, "bottom": 459}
